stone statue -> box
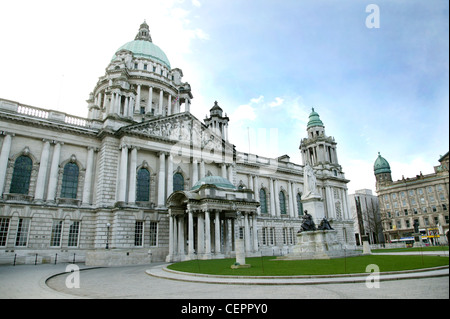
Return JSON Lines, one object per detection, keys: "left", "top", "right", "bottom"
{"left": 303, "top": 164, "right": 318, "bottom": 198}
{"left": 298, "top": 210, "right": 316, "bottom": 232}
{"left": 317, "top": 217, "right": 333, "bottom": 230}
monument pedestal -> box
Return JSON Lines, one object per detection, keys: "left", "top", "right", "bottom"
{"left": 231, "top": 238, "right": 251, "bottom": 269}
{"left": 279, "top": 230, "right": 361, "bottom": 260}
{"left": 302, "top": 196, "right": 325, "bottom": 222}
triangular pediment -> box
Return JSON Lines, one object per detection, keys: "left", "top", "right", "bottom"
{"left": 120, "top": 113, "right": 234, "bottom": 158}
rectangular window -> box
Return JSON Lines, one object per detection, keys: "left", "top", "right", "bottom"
{"left": 283, "top": 228, "right": 288, "bottom": 245}
{"left": 50, "top": 220, "right": 63, "bottom": 247}
{"left": 135, "top": 221, "right": 144, "bottom": 247}
{"left": 68, "top": 221, "right": 80, "bottom": 247}
{"left": 143, "top": 64, "right": 147, "bottom": 70}
{"left": 262, "top": 227, "right": 267, "bottom": 246}
{"left": 269, "top": 227, "right": 275, "bottom": 246}
{"left": 15, "top": 218, "right": 30, "bottom": 247}
{"left": 149, "top": 221, "right": 158, "bottom": 246}
{"left": 0, "top": 217, "right": 10, "bottom": 246}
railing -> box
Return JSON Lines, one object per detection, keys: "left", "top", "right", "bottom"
{"left": 0, "top": 98, "right": 92, "bottom": 128}
{"left": 0, "top": 252, "right": 83, "bottom": 266}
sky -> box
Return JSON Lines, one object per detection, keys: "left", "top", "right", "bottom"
{"left": 0, "top": 0, "right": 448, "bottom": 195}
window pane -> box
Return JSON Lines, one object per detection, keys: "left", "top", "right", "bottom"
{"left": 15, "top": 218, "right": 30, "bottom": 246}
{"left": 50, "top": 220, "right": 63, "bottom": 247}
{"left": 136, "top": 169, "right": 150, "bottom": 201}
{"left": 68, "top": 221, "right": 80, "bottom": 247}
{"left": 0, "top": 218, "right": 10, "bottom": 246}
{"left": 149, "top": 221, "right": 158, "bottom": 246}
{"left": 173, "top": 173, "right": 184, "bottom": 192}
{"left": 61, "top": 163, "right": 79, "bottom": 199}
{"left": 10, "top": 156, "right": 32, "bottom": 194}
{"left": 279, "top": 191, "right": 286, "bottom": 214}
{"left": 297, "top": 193, "right": 304, "bottom": 216}
{"left": 134, "top": 221, "right": 144, "bottom": 246}
{"left": 259, "top": 189, "right": 267, "bottom": 214}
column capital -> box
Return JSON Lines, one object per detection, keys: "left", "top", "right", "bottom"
{"left": 87, "top": 146, "right": 99, "bottom": 152}
{"left": 0, "top": 131, "right": 15, "bottom": 137}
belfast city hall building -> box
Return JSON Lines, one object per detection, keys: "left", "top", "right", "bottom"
{"left": 0, "top": 22, "right": 355, "bottom": 265}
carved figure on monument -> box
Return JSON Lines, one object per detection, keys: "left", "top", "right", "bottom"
{"left": 303, "top": 164, "right": 319, "bottom": 199}
{"left": 298, "top": 210, "right": 316, "bottom": 232}
{"left": 317, "top": 217, "right": 333, "bottom": 230}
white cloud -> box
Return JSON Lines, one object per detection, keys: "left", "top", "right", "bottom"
{"left": 269, "top": 97, "right": 284, "bottom": 107}
{"left": 192, "top": 0, "right": 201, "bottom": 7}
{"left": 232, "top": 104, "right": 257, "bottom": 122}
{"left": 250, "top": 95, "right": 264, "bottom": 104}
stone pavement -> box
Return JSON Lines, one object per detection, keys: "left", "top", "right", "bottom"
{"left": 0, "top": 251, "right": 448, "bottom": 299}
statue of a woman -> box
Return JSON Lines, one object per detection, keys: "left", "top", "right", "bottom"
{"left": 303, "top": 163, "right": 318, "bottom": 198}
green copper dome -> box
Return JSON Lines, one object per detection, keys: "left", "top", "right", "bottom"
{"left": 111, "top": 21, "right": 171, "bottom": 69}
{"left": 307, "top": 108, "right": 324, "bottom": 128}
{"left": 112, "top": 40, "right": 171, "bottom": 69}
{"left": 191, "top": 176, "right": 236, "bottom": 191}
{"left": 374, "top": 152, "right": 391, "bottom": 175}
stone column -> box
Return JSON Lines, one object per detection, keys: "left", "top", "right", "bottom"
{"left": 166, "top": 154, "right": 173, "bottom": 199}
{"left": 46, "top": 141, "right": 62, "bottom": 202}
{"left": 128, "top": 146, "right": 138, "bottom": 205}
{"left": 269, "top": 178, "right": 276, "bottom": 216}
{"left": 178, "top": 215, "right": 185, "bottom": 255}
{"left": 274, "top": 179, "right": 280, "bottom": 217}
{"left": 167, "top": 95, "right": 172, "bottom": 116}
{"left": 0, "top": 133, "right": 13, "bottom": 196}
{"left": 197, "top": 212, "right": 204, "bottom": 254}
{"left": 254, "top": 175, "right": 260, "bottom": 215}
{"left": 35, "top": 139, "right": 51, "bottom": 201}
{"left": 205, "top": 210, "right": 211, "bottom": 255}
{"left": 82, "top": 146, "right": 95, "bottom": 205}
{"left": 147, "top": 86, "right": 153, "bottom": 114}
{"left": 118, "top": 145, "right": 128, "bottom": 203}
{"left": 199, "top": 160, "right": 205, "bottom": 180}
{"left": 227, "top": 164, "right": 233, "bottom": 185}
{"left": 188, "top": 210, "right": 194, "bottom": 255}
{"left": 221, "top": 163, "right": 227, "bottom": 179}
{"left": 288, "top": 181, "right": 294, "bottom": 218}
{"left": 136, "top": 84, "right": 141, "bottom": 112}
{"left": 215, "top": 211, "right": 221, "bottom": 254}
{"left": 244, "top": 212, "right": 251, "bottom": 252}
{"left": 159, "top": 89, "right": 163, "bottom": 115}
{"left": 168, "top": 214, "right": 174, "bottom": 260}
{"left": 157, "top": 152, "right": 166, "bottom": 207}
{"left": 192, "top": 159, "right": 198, "bottom": 187}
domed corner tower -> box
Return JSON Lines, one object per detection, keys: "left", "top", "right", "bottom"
{"left": 204, "top": 101, "right": 230, "bottom": 142}
{"left": 374, "top": 152, "right": 393, "bottom": 190}
{"left": 299, "top": 108, "right": 343, "bottom": 177}
{"left": 87, "top": 20, "right": 193, "bottom": 125}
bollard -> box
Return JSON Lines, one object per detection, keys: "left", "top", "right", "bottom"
{"left": 34, "top": 253, "right": 38, "bottom": 265}
{"left": 73, "top": 253, "right": 76, "bottom": 264}
{"left": 13, "top": 254, "right": 16, "bottom": 266}
{"left": 55, "top": 253, "right": 58, "bottom": 265}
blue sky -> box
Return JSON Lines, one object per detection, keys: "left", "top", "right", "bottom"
{"left": 0, "top": 0, "right": 448, "bottom": 194}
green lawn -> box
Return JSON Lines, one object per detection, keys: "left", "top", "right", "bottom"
{"left": 372, "top": 246, "right": 449, "bottom": 253}
{"left": 167, "top": 255, "right": 449, "bottom": 276}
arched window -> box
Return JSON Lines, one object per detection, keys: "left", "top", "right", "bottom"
{"left": 61, "top": 162, "right": 79, "bottom": 199}
{"left": 136, "top": 168, "right": 150, "bottom": 202}
{"left": 279, "top": 191, "right": 287, "bottom": 215}
{"left": 259, "top": 189, "right": 268, "bottom": 214}
{"left": 10, "top": 155, "right": 32, "bottom": 194}
{"left": 297, "top": 193, "right": 304, "bottom": 216}
{"left": 173, "top": 173, "right": 184, "bottom": 192}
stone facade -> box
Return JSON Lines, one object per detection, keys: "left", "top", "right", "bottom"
{"left": 374, "top": 152, "right": 449, "bottom": 244}
{"left": 0, "top": 22, "right": 355, "bottom": 265}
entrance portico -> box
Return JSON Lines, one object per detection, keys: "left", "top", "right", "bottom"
{"left": 166, "top": 176, "right": 259, "bottom": 262}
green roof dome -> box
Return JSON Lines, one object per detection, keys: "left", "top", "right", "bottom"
{"left": 111, "top": 21, "right": 171, "bottom": 69}
{"left": 191, "top": 176, "right": 236, "bottom": 191}
{"left": 307, "top": 108, "right": 324, "bottom": 128}
{"left": 374, "top": 152, "right": 391, "bottom": 175}
{"left": 112, "top": 40, "right": 171, "bottom": 69}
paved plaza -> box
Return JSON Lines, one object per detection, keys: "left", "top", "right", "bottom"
{"left": 0, "top": 252, "right": 448, "bottom": 300}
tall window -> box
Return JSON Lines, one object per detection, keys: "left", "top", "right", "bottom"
{"left": 297, "top": 193, "right": 304, "bottom": 216}
{"left": 259, "top": 189, "right": 268, "bottom": 214}
{"left": 15, "top": 218, "right": 30, "bottom": 247}
{"left": 279, "top": 191, "right": 287, "bottom": 215}
{"left": 135, "top": 221, "right": 144, "bottom": 246}
{"left": 173, "top": 173, "right": 184, "bottom": 192}
{"left": 10, "top": 156, "right": 32, "bottom": 194}
{"left": 0, "top": 217, "right": 10, "bottom": 246}
{"left": 50, "top": 220, "right": 63, "bottom": 247}
{"left": 136, "top": 168, "right": 150, "bottom": 201}
{"left": 68, "top": 221, "right": 80, "bottom": 247}
{"left": 61, "top": 162, "right": 79, "bottom": 199}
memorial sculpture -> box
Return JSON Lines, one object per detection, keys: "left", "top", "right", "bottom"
{"left": 298, "top": 211, "right": 316, "bottom": 232}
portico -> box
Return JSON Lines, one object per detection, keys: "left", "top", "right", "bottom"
{"left": 166, "top": 176, "right": 259, "bottom": 262}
